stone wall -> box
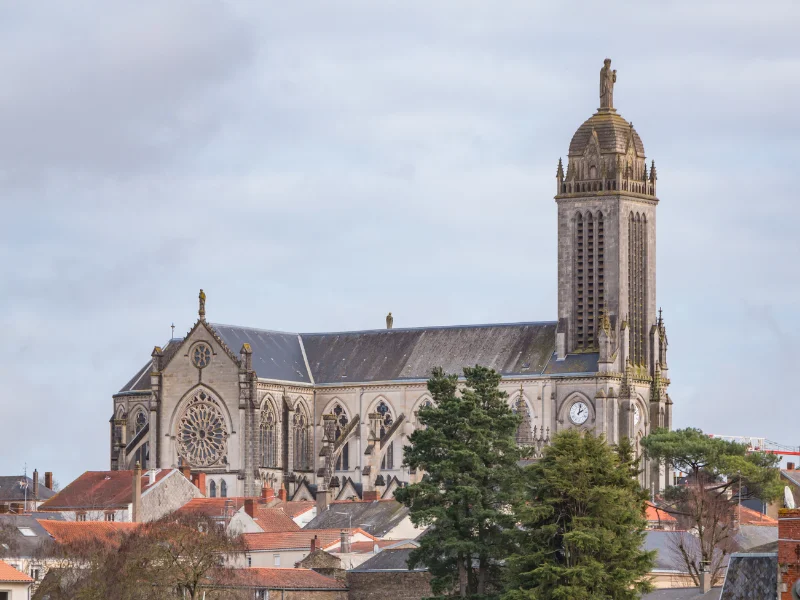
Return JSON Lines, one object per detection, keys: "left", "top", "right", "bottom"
{"left": 284, "top": 590, "right": 347, "bottom": 600}
{"left": 346, "top": 571, "right": 431, "bottom": 600}
{"left": 140, "top": 470, "right": 202, "bottom": 523}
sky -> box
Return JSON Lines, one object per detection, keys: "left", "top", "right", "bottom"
{"left": 1, "top": 1, "right": 799, "bottom": 486}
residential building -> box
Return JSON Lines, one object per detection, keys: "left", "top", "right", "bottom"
{"left": 242, "top": 529, "right": 376, "bottom": 569}
{"left": 230, "top": 567, "right": 347, "bottom": 600}
{"left": 0, "top": 472, "right": 56, "bottom": 514}
{"left": 347, "top": 548, "right": 431, "bottom": 600}
{"left": 38, "top": 467, "right": 201, "bottom": 523}
{"left": 109, "top": 58, "right": 673, "bottom": 500}
{"left": 0, "top": 561, "right": 33, "bottom": 600}
{"left": 0, "top": 513, "right": 63, "bottom": 586}
{"left": 305, "top": 499, "right": 424, "bottom": 541}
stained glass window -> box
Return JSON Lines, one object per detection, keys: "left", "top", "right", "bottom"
{"left": 333, "top": 404, "right": 350, "bottom": 471}
{"left": 260, "top": 408, "right": 277, "bottom": 468}
{"left": 192, "top": 343, "right": 211, "bottom": 368}
{"left": 177, "top": 391, "right": 228, "bottom": 467}
{"left": 293, "top": 410, "right": 310, "bottom": 470}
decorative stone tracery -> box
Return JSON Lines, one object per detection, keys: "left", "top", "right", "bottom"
{"left": 176, "top": 390, "right": 228, "bottom": 467}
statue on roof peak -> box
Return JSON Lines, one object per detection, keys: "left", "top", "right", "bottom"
{"left": 600, "top": 58, "right": 617, "bottom": 110}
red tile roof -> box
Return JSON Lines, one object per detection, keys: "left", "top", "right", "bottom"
{"left": 739, "top": 505, "right": 778, "bottom": 526}
{"left": 645, "top": 503, "right": 677, "bottom": 523}
{"left": 175, "top": 497, "right": 248, "bottom": 518}
{"left": 243, "top": 528, "right": 375, "bottom": 551}
{"left": 252, "top": 506, "right": 301, "bottom": 532}
{"left": 0, "top": 560, "right": 33, "bottom": 583}
{"left": 346, "top": 539, "right": 410, "bottom": 554}
{"left": 38, "top": 469, "right": 175, "bottom": 511}
{"left": 232, "top": 568, "right": 346, "bottom": 590}
{"left": 38, "top": 519, "right": 139, "bottom": 547}
{"left": 267, "top": 500, "right": 315, "bottom": 518}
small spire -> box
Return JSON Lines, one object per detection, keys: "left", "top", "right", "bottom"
{"left": 649, "top": 160, "right": 657, "bottom": 182}
{"left": 198, "top": 289, "right": 206, "bottom": 321}
{"left": 599, "top": 306, "right": 611, "bottom": 335}
{"left": 556, "top": 157, "right": 564, "bottom": 180}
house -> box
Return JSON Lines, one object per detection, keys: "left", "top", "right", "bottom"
{"left": 230, "top": 567, "right": 347, "bottom": 600}
{"left": 38, "top": 467, "right": 201, "bottom": 522}
{"left": 0, "top": 472, "right": 56, "bottom": 514}
{"left": 36, "top": 520, "right": 140, "bottom": 548}
{"left": 733, "top": 506, "right": 778, "bottom": 552}
{"left": 297, "top": 549, "right": 345, "bottom": 582}
{"left": 333, "top": 538, "right": 418, "bottom": 571}
{"left": 0, "top": 513, "right": 63, "bottom": 586}
{"left": 175, "top": 496, "right": 300, "bottom": 535}
{"left": 347, "top": 548, "right": 431, "bottom": 600}
{"left": 0, "top": 560, "right": 33, "bottom": 600}
{"left": 304, "top": 499, "right": 424, "bottom": 540}
{"left": 242, "top": 529, "right": 376, "bottom": 568}
{"left": 645, "top": 503, "right": 678, "bottom": 531}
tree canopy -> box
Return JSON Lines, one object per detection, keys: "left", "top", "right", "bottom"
{"left": 504, "top": 431, "right": 654, "bottom": 600}
{"left": 395, "top": 365, "right": 525, "bottom": 599}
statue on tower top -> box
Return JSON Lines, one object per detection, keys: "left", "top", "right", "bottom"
{"left": 198, "top": 288, "right": 206, "bottom": 321}
{"left": 599, "top": 58, "right": 617, "bottom": 110}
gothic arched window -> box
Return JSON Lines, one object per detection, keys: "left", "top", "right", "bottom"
{"left": 133, "top": 410, "right": 149, "bottom": 467}
{"left": 134, "top": 411, "right": 147, "bottom": 434}
{"left": 333, "top": 404, "right": 350, "bottom": 471}
{"left": 293, "top": 409, "right": 310, "bottom": 471}
{"left": 220, "top": 480, "right": 227, "bottom": 498}
{"left": 260, "top": 406, "right": 278, "bottom": 468}
{"left": 209, "top": 480, "right": 217, "bottom": 498}
{"left": 377, "top": 401, "right": 395, "bottom": 470}
{"left": 512, "top": 394, "right": 534, "bottom": 445}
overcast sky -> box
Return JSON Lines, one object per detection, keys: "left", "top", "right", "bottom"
{"left": 1, "top": 1, "right": 799, "bottom": 486}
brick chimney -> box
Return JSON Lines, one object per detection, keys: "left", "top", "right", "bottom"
{"left": 310, "top": 535, "right": 318, "bottom": 553}
{"left": 316, "top": 488, "right": 330, "bottom": 514}
{"left": 191, "top": 472, "right": 207, "bottom": 495}
{"left": 132, "top": 462, "right": 142, "bottom": 523}
{"left": 788, "top": 462, "right": 796, "bottom": 471}
{"left": 363, "top": 490, "right": 380, "bottom": 502}
{"left": 261, "top": 485, "right": 275, "bottom": 503}
{"left": 44, "top": 472, "right": 53, "bottom": 491}
{"left": 780, "top": 508, "right": 800, "bottom": 599}
{"left": 278, "top": 484, "right": 288, "bottom": 502}
{"left": 32, "top": 470, "right": 39, "bottom": 501}
{"left": 180, "top": 465, "right": 191, "bottom": 480}
{"left": 244, "top": 498, "right": 257, "bottom": 518}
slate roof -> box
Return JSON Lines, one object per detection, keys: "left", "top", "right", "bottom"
{"left": 720, "top": 553, "right": 777, "bottom": 600}
{"left": 118, "top": 319, "right": 609, "bottom": 390}
{"left": 119, "top": 338, "right": 183, "bottom": 393}
{"left": 38, "top": 469, "right": 175, "bottom": 511}
{"left": 231, "top": 567, "right": 347, "bottom": 590}
{"left": 0, "top": 513, "right": 63, "bottom": 558}
{"left": 733, "top": 525, "right": 777, "bottom": 551}
{"left": 351, "top": 548, "right": 426, "bottom": 572}
{"left": 643, "top": 530, "right": 730, "bottom": 572}
{"left": 642, "top": 588, "right": 721, "bottom": 600}
{"left": 0, "top": 476, "right": 56, "bottom": 503}
{"left": 568, "top": 110, "right": 646, "bottom": 157}
{"left": 305, "top": 500, "right": 410, "bottom": 538}
{"left": 0, "top": 560, "right": 33, "bottom": 583}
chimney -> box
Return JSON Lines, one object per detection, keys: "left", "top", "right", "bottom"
{"left": 261, "top": 485, "right": 275, "bottom": 503}
{"left": 316, "top": 487, "right": 330, "bottom": 514}
{"left": 363, "top": 490, "right": 380, "bottom": 502}
{"left": 132, "top": 462, "right": 142, "bottom": 523}
{"left": 44, "top": 472, "right": 53, "bottom": 491}
{"left": 147, "top": 470, "right": 156, "bottom": 486}
{"left": 278, "top": 484, "right": 288, "bottom": 502}
{"left": 310, "top": 535, "right": 319, "bottom": 553}
{"left": 33, "top": 470, "right": 39, "bottom": 501}
{"left": 698, "top": 561, "right": 711, "bottom": 594}
{"left": 245, "top": 498, "right": 257, "bottom": 518}
{"left": 779, "top": 508, "right": 800, "bottom": 600}
{"left": 340, "top": 530, "right": 351, "bottom": 554}
{"left": 180, "top": 465, "right": 191, "bottom": 480}
{"left": 191, "top": 472, "right": 207, "bottom": 495}
{"left": 788, "top": 462, "right": 796, "bottom": 471}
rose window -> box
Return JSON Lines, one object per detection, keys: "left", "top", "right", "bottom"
{"left": 177, "top": 391, "right": 227, "bottom": 467}
{"left": 193, "top": 344, "right": 211, "bottom": 368}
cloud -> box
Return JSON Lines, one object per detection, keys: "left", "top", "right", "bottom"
{"left": 1, "top": 0, "right": 799, "bottom": 482}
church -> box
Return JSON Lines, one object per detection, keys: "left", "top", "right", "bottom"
{"left": 110, "top": 59, "right": 672, "bottom": 501}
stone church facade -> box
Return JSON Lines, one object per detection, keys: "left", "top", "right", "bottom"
{"left": 110, "top": 59, "right": 672, "bottom": 500}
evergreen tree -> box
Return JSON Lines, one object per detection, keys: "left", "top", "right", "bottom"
{"left": 504, "top": 431, "right": 654, "bottom": 600}
{"left": 395, "top": 366, "right": 524, "bottom": 599}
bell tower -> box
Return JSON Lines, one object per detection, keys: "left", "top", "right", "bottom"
{"left": 554, "top": 59, "right": 659, "bottom": 375}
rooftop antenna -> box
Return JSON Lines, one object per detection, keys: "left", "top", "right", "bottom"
{"left": 171, "top": 323, "right": 176, "bottom": 340}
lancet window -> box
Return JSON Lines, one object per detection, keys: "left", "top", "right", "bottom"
{"left": 513, "top": 394, "right": 534, "bottom": 445}
{"left": 628, "top": 212, "right": 647, "bottom": 365}
{"left": 293, "top": 409, "right": 310, "bottom": 471}
{"left": 260, "top": 405, "right": 278, "bottom": 468}
{"left": 220, "top": 480, "right": 227, "bottom": 498}
{"left": 333, "top": 404, "right": 350, "bottom": 471}
{"left": 574, "top": 211, "right": 604, "bottom": 350}
{"left": 377, "top": 401, "right": 395, "bottom": 470}
{"left": 209, "top": 480, "right": 217, "bottom": 498}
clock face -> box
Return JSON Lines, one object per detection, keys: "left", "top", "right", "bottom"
{"left": 569, "top": 401, "right": 589, "bottom": 425}
{"left": 633, "top": 403, "right": 641, "bottom": 426}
